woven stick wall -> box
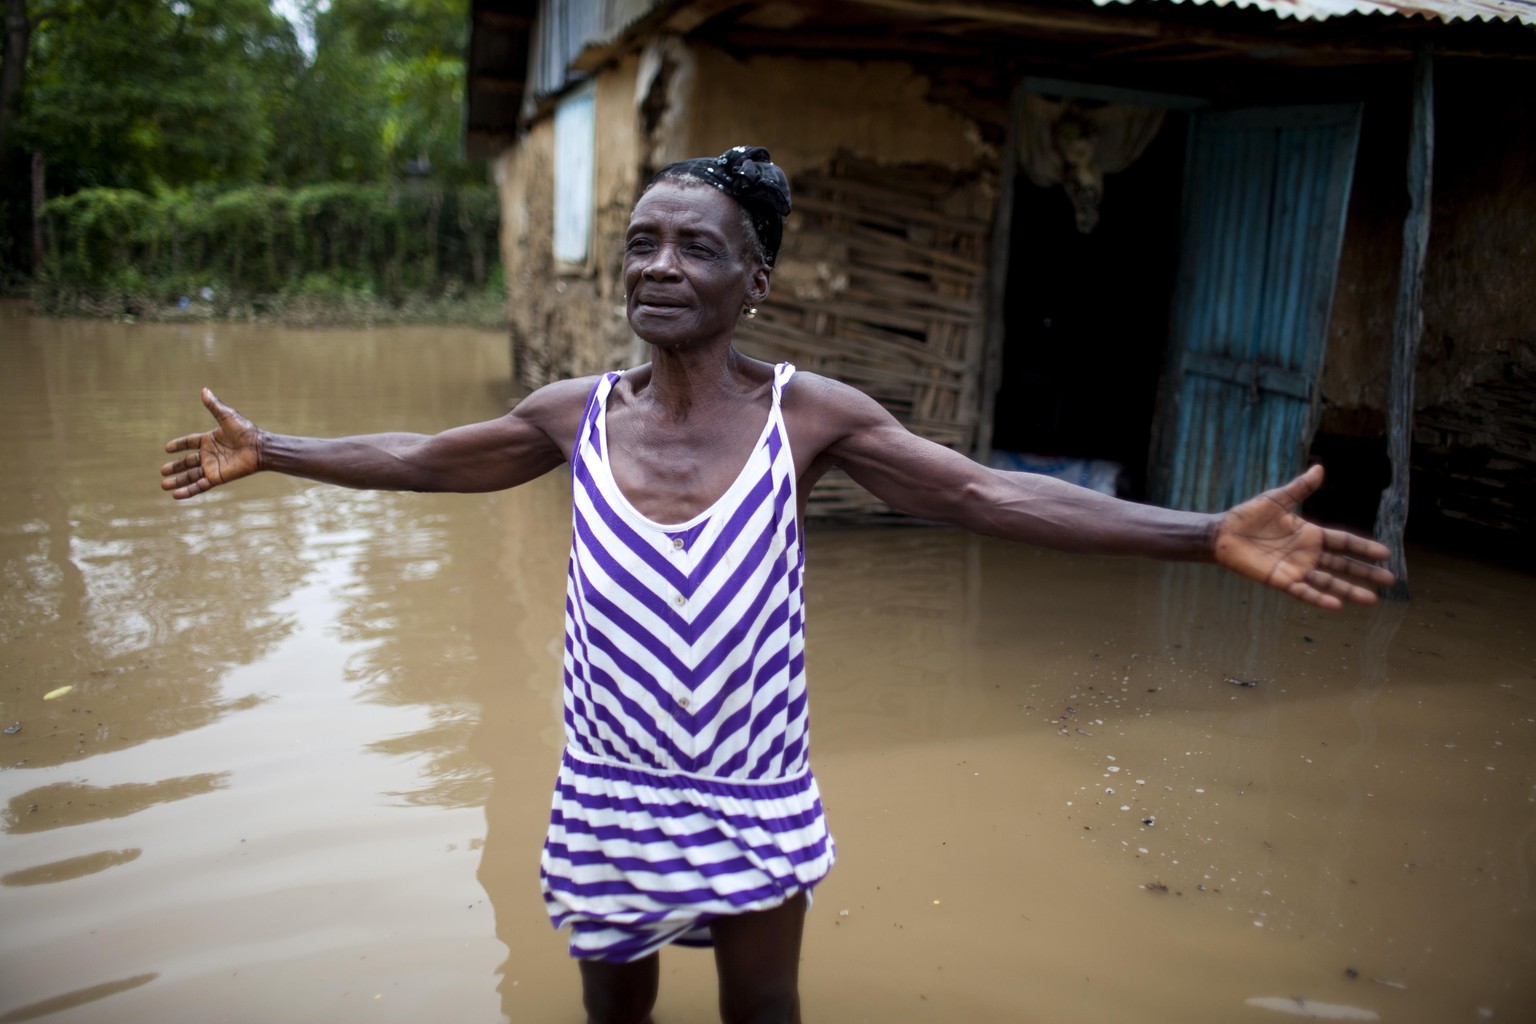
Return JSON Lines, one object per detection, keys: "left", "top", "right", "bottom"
{"left": 735, "top": 157, "right": 992, "bottom": 519}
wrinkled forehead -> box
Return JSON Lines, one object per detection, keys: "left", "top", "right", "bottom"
{"left": 627, "top": 180, "right": 743, "bottom": 235}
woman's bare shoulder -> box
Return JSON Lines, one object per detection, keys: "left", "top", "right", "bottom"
{"left": 783, "top": 370, "right": 890, "bottom": 423}
{"left": 509, "top": 375, "right": 602, "bottom": 440}
{"left": 781, "top": 370, "right": 900, "bottom": 465}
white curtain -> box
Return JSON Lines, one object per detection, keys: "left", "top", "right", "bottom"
{"left": 1018, "top": 94, "right": 1166, "bottom": 233}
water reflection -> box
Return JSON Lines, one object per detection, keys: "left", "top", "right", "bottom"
{"left": 1, "top": 848, "right": 141, "bottom": 887}
{"left": 1, "top": 311, "right": 319, "bottom": 774}
{"left": 1, "top": 304, "right": 517, "bottom": 1022}
{"left": 4, "top": 774, "right": 230, "bottom": 834}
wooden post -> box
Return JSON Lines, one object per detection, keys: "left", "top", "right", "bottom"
{"left": 973, "top": 77, "right": 1027, "bottom": 465}
{"left": 1375, "top": 45, "right": 1434, "bottom": 601}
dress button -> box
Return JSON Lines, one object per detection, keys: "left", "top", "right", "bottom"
{"left": 671, "top": 537, "right": 685, "bottom": 550}
{"left": 678, "top": 696, "right": 690, "bottom": 708}
{"left": 673, "top": 593, "right": 686, "bottom": 606}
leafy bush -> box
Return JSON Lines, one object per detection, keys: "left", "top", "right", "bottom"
{"left": 37, "top": 182, "right": 501, "bottom": 307}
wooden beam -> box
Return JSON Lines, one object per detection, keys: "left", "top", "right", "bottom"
{"left": 1375, "top": 44, "right": 1434, "bottom": 601}
{"left": 1019, "top": 75, "right": 1208, "bottom": 109}
{"left": 707, "top": 27, "right": 1000, "bottom": 61}
{"left": 568, "top": 0, "right": 746, "bottom": 74}
{"left": 842, "top": 0, "right": 1163, "bottom": 38}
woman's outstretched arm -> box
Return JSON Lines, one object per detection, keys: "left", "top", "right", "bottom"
{"left": 787, "top": 373, "right": 1395, "bottom": 610}
{"left": 161, "top": 380, "right": 591, "bottom": 498}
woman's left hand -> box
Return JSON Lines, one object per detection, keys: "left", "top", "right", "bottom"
{"left": 1213, "top": 465, "right": 1396, "bottom": 608}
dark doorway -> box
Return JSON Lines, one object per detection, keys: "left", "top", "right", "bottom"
{"left": 992, "top": 113, "right": 1186, "bottom": 499}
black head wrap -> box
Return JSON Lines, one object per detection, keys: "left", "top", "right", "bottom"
{"left": 651, "top": 145, "right": 791, "bottom": 266}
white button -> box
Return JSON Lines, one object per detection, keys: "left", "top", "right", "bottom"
{"left": 671, "top": 537, "right": 684, "bottom": 550}
{"left": 678, "top": 696, "right": 690, "bottom": 708}
{"left": 673, "top": 593, "right": 686, "bottom": 607}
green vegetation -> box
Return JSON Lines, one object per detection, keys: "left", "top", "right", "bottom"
{"left": 35, "top": 182, "right": 504, "bottom": 325}
{"left": 1, "top": 0, "right": 500, "bottom": 323}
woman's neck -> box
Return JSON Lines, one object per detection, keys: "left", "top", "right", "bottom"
{"left": 642, "top": 341, "right": 752, "bottom": 419}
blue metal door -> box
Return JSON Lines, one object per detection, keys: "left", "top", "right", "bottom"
{"left": 1155, "top": 105, "right": 1361, "bottom": 511}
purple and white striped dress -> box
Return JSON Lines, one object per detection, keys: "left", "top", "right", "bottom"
{"left": 541, "top": 362, "right": 835, "bottom": 963}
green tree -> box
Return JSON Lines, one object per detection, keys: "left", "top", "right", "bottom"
{"left": 2, "top": 0, "right": 481, "bottom": 281}
{"left": 13, "top": 0, "right": 301, "bottom": 193}
{"left": 315, "top": 0, "right": 477, "bottom": 183}
{"left": 1, "top": 0, "right": 45, "bottom": 166}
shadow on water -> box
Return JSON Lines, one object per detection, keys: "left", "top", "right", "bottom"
{"left": 1, "top": 302, "right": 1533, "bottom": 1023}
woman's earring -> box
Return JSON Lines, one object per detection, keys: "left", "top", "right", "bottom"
{"left": 743, "top": 304, "right": 758, "bottom": 320}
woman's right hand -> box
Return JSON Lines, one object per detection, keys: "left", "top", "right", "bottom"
{"left": 161, "top": 388, "right": 262, "bottom": 499}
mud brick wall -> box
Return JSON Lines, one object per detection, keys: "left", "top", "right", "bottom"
{"left": 1410, "top": 361, "right": 1536, "bottom": 553}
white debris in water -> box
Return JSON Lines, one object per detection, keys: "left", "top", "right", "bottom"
{"left": 1244, "top": 996, "right": 1380, "bottom": 1020}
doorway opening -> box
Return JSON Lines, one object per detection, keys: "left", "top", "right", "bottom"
{"left": 991, "top": 112, "right": 1186, "bottom": 499}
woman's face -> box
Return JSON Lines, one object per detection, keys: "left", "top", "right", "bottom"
{"left": 622, "top": 182, "right": 771, "bottom": 349}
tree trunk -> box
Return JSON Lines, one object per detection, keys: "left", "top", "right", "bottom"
{"left": 30, "top": 149, "right": 42, "bottom": 275}
{"left": 1, "top": 0, "right": 33, "bottom": 163}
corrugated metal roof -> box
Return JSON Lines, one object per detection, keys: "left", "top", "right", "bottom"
{"left": 1092, "top": 0, "right": 1536, "bottom": 26}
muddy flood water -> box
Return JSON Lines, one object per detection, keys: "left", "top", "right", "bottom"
{"left": 1, "top": 301, "right": 1533, "bottom": 1024}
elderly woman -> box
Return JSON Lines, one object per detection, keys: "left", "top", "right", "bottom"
{"left": 162, "top": 146, "right": 1393, "bottom": 1024}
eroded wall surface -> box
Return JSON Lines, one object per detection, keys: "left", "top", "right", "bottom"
{"left": 496, "top": 40, "right": 996, "bottom": 387}
{"left": 1418, "top": 63, "right": 1536, "bottom": 407}
{"left": 678, "top": 49, "right": 991, "bottom": 178}
{"left": 1321, "top": 61, "right": 1536, "bottom": 431}
{"left": 1318, "top": 61, "right": 1535, "bottom": 542}
{"left": 496, "top": 55, "right": 643, "bottom": 389}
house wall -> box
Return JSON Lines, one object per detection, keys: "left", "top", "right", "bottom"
{"left": 677, "top": 48, "right": 990, "bottom": 177}
{"left": 495, "top": 40, "right": 996, "bottom": 387}
{"left": 1320, "top": 59, "right": 1536, "bottom": 430}
{"left": 495, "top": 55, "right": 645, "bottom": 388}
{"left": 1313, "top": 59, "right": 1535, "bottom": 544}
{"left": 1411, "top": 61, "right": 1536, "bottom": 553}
{"left": 490, "top": 35, "right": 1531, "bottom": 542}
{"left": 1419, "top": 61, "right": 1536, "bottom": 409}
